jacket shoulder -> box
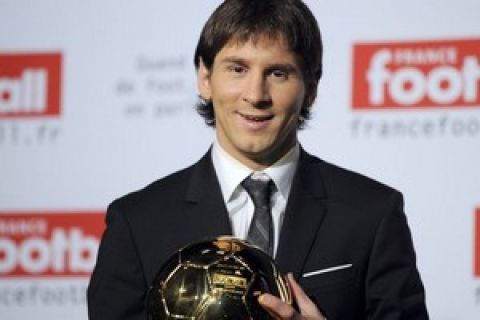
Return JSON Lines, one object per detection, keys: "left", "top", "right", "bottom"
{"left": 108, "top": 163, "right": 195, "bottom": 215}
{"left": 306, "top": 154, "right": 402, "bottom": 207}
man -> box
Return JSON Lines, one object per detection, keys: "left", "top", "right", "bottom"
{"left": 88, "top": 0, "right": 429, "bottom": 319}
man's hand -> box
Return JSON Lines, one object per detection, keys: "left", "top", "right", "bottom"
{"left": 258, "top": 273, "right": 325, "bottom": 320}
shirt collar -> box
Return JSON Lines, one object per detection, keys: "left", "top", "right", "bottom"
{"left": 211, "top": 140, "right": 300, "bottom": 203}
{"left": 263, "top": 144, "right": 299, "bottom": 200}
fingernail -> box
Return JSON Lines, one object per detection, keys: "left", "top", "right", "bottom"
{"left": 258, "top": 294, "right": 268, "bottom": 305}
{"left": 258, "top": 295, "right": 264, "bottom": 304}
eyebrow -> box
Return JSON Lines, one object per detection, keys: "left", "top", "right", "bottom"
{"left": 219, "top": 57, "right": 300, "bottom": 73}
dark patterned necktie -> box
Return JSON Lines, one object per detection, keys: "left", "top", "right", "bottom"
{"left": 241, "top": 175, "right": 274, "bottom": 256}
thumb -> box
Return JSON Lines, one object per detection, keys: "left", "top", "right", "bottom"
{"left": 287, "top": 273, "right": 324, "bottom": 318}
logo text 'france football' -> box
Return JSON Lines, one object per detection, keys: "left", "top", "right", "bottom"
{"left": 0, "top": 212, "right": 104, "bottom": 277}
{"left": 352, "top": 38, "right": 480, "bottom": 109}
{"left": 0, "top": 53, "right": 62, "bottom": 118}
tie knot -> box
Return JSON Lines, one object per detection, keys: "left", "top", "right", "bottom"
{"left": 241, "top": 175, "right": 273, "bottom": 209}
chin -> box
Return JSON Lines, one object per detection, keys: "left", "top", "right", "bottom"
{"left": 244, "top": 145, "right": 278, "bottom": 160}
{"left": 239, "top": 140, "right": 272, "bottom": 154}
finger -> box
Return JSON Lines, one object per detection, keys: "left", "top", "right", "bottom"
{"left": 287, "top": 273, "right": 324, "bottom": 318}
{"left": 258, "top": 293, "right": 299, "bottom": 319}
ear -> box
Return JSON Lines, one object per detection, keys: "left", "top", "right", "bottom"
{"left": 305, "top": 81, "right": 318, "bottom": 107}
{"left": 197, "top": 58, "right": 212, "bottom": 100}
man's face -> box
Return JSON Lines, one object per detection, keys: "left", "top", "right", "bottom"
{"left": 198, "top": 35, "right": 311, "bottom": 170}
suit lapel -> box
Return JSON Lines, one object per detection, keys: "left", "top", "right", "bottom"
{"left": 184, "top": 149, "right": 233, "bottom": 240}
{"left": 182, "top": 148, "right": 327, "bottom": 279}
{"left": 276, "top": 149, "right": 328, "bottom": 278}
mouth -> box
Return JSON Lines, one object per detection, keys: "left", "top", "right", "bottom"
{"left": 236, "top": 111, "right": 274, "bottom": 130}
{"left": 237, "top": 112, "right": 274, "bottom": 122}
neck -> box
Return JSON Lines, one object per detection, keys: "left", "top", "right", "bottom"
{"left": 216, "top": 139, "right": 297, "bottom": 171}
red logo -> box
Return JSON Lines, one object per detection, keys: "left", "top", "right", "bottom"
{"left": 0, "top": 211, "right": 104, "bottom": 277}
{"left": 352, "top": 38, "right": 480, "bottom": 110}
{"left": 0, "top": 53, "right": 62, "bottom": 118}
{"left": 475, "top": 208, "right": 480, "bottom": 277}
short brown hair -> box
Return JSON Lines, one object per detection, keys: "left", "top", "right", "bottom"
{"left": 194, "top": 0, "right": 323, "bottom": 127}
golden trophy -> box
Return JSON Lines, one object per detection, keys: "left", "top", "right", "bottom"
{"left": 147, "top": 237, "right": 291, "bottom": 319}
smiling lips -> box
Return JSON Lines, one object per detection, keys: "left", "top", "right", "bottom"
{"left": 238, "top": 112, "right": 274, "bottom": 121}
{"left": 236, "top": 111, "right": 274, "bottom": 129}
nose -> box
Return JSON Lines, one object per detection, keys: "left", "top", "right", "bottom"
{"left": 242, "top": 73, "right": 272, "bottom": 108}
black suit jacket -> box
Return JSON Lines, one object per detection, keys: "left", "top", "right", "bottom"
{"left": 87, "top": 149, "right": 428, "bottom": 319}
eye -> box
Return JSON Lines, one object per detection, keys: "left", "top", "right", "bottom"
{"left": 227, "top": 64, "right": 247, "bottom": 75}
{"left": 269, "top": 69, "right": 289, "bottom": 80}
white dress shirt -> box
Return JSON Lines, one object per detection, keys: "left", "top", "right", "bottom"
{"left": 211, "top": 141, "right": 300, "bottom": 257}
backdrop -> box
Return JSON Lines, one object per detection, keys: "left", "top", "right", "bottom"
{"left": 1, "top": 0, "right": 479, "bottom": 319}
